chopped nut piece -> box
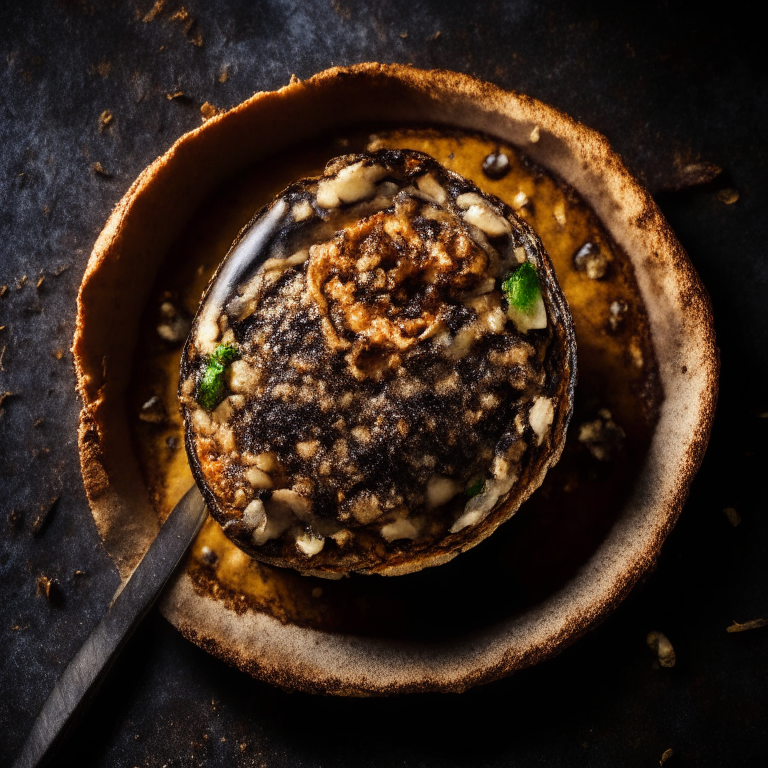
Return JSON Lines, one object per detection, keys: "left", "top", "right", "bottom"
{"left": 647, "top": 631, "right": 676, "bottom": 667}
{"left": 607, "top": 299, "right": 628, "bottom": 333}
{"left": 573, "top": 242, "right": 608, "bottom": 279}
{"left": 142, "top": 0, "right": 164, "bottom": 22}
{"left": 660, "top": 748, "right": 675, "bottom": 765}
{"left": 98, "top": 109, "right": 113, "bottom": 132}
{"left": 726, "top": 618, "right": 768, "bottom": 633}
{"left": 717, "top": 188, "right": 739, "bottom": 205}
{"left": 0, "top": 391, "right": 15, "bottom": 417}
{"left": 200, "top": 102, "right": 221, "bottom": 122}
{"left": 578, "top": 410, "right": 625, "bottom": 461}
{"left": 156, "top": 300, "right": 191, "bottom": 343}
{"left": 36, "top": 575, "right": 57, "bottom": 601}
{"left": 92, "top": 161, "right": 112, "bottom": 177}
{"left": 529, "top": 125, "right": 540, "bottom": 143}
{"left": 32, "top": 495, "right": 60, "bottom": 535}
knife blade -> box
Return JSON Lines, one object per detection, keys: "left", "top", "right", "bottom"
{"left": 13, "top": 484, "right": 208, "bottom": 768}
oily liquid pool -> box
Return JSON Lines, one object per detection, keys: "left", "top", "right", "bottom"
{"left": 130, "top": 127, "right": 661, "bottom": 638}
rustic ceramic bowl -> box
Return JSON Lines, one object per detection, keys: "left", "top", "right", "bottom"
{"left": 73, "top": 63, "right": 718, "bottom": 695}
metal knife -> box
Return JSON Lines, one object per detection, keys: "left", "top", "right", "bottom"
{"left": 13, "top": 484, "right": 208, "bottom": 768}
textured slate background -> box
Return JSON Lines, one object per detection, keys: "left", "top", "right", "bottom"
{"left": 2, "top": 1, "right": 767, "bottom": 766}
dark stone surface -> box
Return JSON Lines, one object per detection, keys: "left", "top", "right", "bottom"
{"left": 1, "top": 1, "right": 766, "bottom": 766}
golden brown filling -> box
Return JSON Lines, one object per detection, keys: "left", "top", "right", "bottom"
{"left": 307, "top": 197, "right": 489, "bottom": 380}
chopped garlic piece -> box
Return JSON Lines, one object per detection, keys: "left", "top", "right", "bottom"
{"left": 415, "top": 173, "right": 447, "bottom": 204}
{"left": 316, "top": 162, "right": 387, "bottom": 208}
{"left": 296, "top": 532, "right": 325, "bottom": 556}
{"left": 292, "top": 200, "right": 313, "bottom": 221}
{"left": 463, "top": 205, "right": 511, "bottom": 237}
{"left": 528, "top": 397, "right": 554, "bottom": 445}
{"left": 380, "top": 518, "right": 420, "bottom": 543}
{"left": 426, "top": 475, "right": 462, "bottom": 508}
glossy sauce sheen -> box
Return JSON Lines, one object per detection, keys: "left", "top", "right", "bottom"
{"left": 132, "top": 128, "right": 660, "bottom": 635}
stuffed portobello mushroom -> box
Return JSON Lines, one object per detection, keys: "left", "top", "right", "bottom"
{"left": 179, "top": 149, "right": 576, "bottom": 577}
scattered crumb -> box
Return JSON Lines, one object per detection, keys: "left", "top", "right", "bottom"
{"left": 74, "top": 570, "right": 85, "bottom": 577}
{"left": 660, "top": 748, "right": 674, "bottom": 765}
{"left": 32, "top": 495, "right": 60, "bottom": 535}
{"left": 170, "top": 7, "right": 197, "bottom": 39}
{"left": 657, "top": 151, "right": 721, "bottom": 192}
{"left": 240, "top": 743, "right": 247, "bottom": 752}
{"left": 578, "top": 410, "right": 625, "bottom": 461}
{"left": 726, "top": 618, "right": 768, "bottom": 633}
{"left": 723, "top": 506, "right": 741, "bottom": 526}
{"left": 428, "top": 30, "right": 441, "bottom": 41}
{"left": 36, "top": 574, "right": 57, "bottom": 601}
{"left": 53, "top": 264, "right": 70, "bottom": 276}
{"left": 92, "top": 161, "right": 112, "bottom": 177}
{"left": 573, "top": 242, "right": 608, "bottom": 279}
{"left": 17, "top": 275, "right": 27, "bottom": 290}
{"left": 34, "top": 418, "right": 44, "bottom": 427}
{"left": 218, "top": 66, "right": 230, "bottom": 83}
{"left": 43, "top": 205, "right": 50, "bottom": 217}
{"left": 98, "top": 109, "right": 113, "bottom": 132}
{"left": 0, "top": 391, "right": 15, "bottom": 417}
{"left": 0, "top": 345, "right": 6, "bottom": 371}
{"left": 0, "top": 285, "right": 7, "bottom": 297}
{"left": 97, "top": 61, "right": 112, "bottom": 78}
{"left": 53, "top": 348, "right": 64, "bottom": 360}
{"left": 717, "top": 188, "right": 739, "bottom": 205}
{"left": 289, "top": 73, "right": 300, "bottom": 85}
{"left": 36, "top": 275, "right": 45, "bottom": 289}
{"left": 166, "top": 90, "right": 185, "bottom": 100}
{"left": 190, "top": 30, "right": 203, "bottom": 46}
{"left": 142, "top": 0, "right": 165, "bottom": 22}
{"left": 170, "top": 7, "right": 190, "bottom": 24}
{"left": 0, "top": 326, "right": 5, "bottom": 332}
{"left": 400, "top": 31, "right": 408, "bottom": 39}
{"left": 200, "top": 101, "right": 221, "bottom": 121}
{"left": 647, "top": 631, "right": 676, "bottom": 668}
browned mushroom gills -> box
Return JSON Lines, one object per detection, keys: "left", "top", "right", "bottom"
{"left": 180, "top": 150, "right": 576, "bottom": 576}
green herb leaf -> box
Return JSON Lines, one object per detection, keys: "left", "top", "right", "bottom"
{"left": 465, "top": 478, "right": 485, "bottom": 498}
{"left": 502, "top": 262, "right": 540, "bottom": 315}
{"left": 197, "top": 343, "right": 240, "bottom": 411}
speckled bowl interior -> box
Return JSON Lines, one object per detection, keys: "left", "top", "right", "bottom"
{"left": 73, "top": 63, "right": 718, "bottom": 695}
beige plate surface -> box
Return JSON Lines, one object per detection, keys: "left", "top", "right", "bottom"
{"left": 73, "top": 63, "right": 718, "bottom": 695}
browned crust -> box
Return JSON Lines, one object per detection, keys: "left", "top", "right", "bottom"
{"left": 73, "top": 63, "right": 719, "bottom": 693}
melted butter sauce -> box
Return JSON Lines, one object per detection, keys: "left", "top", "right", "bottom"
{"left": 131, "top": 127, "right": 661, "bottom": 638}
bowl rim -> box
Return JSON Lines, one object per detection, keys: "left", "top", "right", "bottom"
{"left": 72, "top": 62, "right": 719, "bottom": 695}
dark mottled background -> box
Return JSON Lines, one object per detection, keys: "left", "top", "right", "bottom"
{"left": 1, "top": 1, "right": 766, "bottom": 766}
